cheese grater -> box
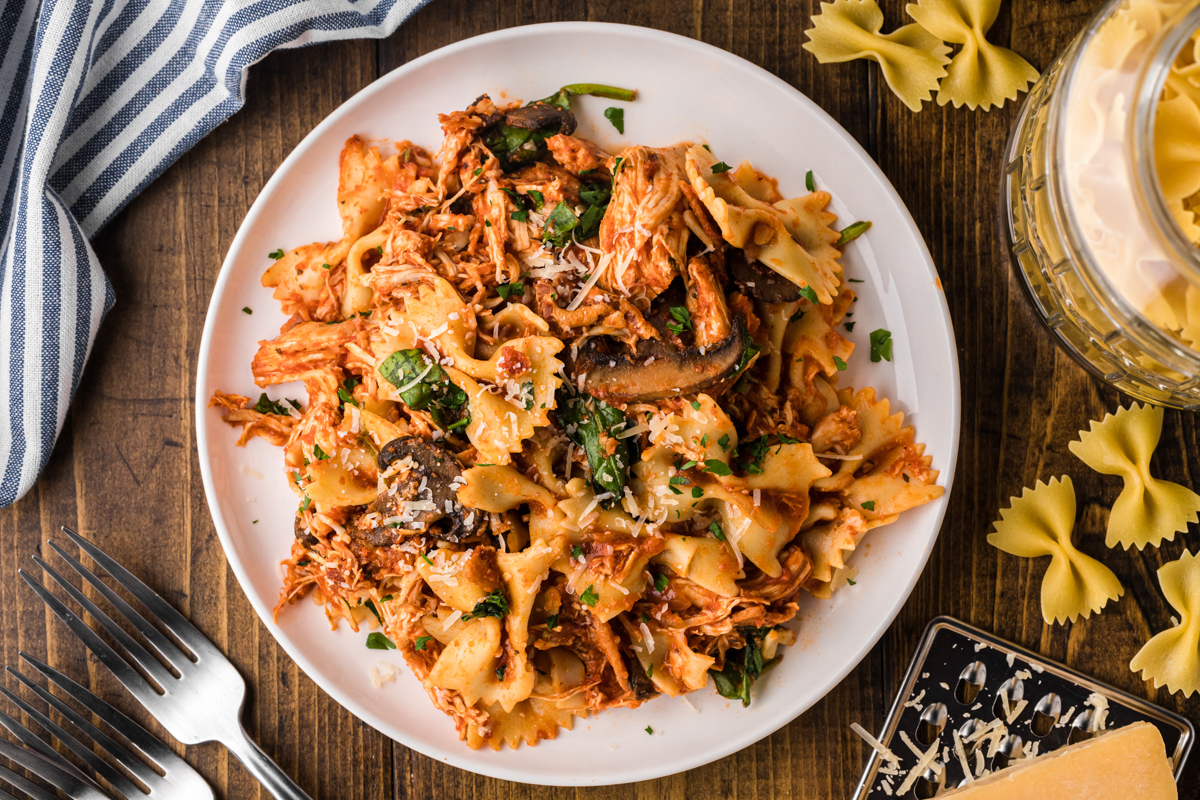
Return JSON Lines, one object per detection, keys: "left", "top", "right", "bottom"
{"left": 851, "top": 616, "right": 1194, "bottom": 798}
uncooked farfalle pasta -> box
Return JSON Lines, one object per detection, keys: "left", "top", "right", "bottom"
{"left": 987, "top": 476, "right": 1124, "bottom": 625}
{"left": 212, "top": 87, "right": 943, "bottom": 750}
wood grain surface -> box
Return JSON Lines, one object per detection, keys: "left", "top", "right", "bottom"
{"left": 6, "top": 0, "right": 1199, "bottom": 797}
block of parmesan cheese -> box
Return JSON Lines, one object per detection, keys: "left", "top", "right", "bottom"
{"left": 939, "top": 722, "right": 1176, "bottom": 799}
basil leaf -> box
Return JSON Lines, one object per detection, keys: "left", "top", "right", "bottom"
{"left": 708, "top": 627, "right": 771, "bottom": 707}
{"left": 579, "top": 585, "right": 599, "bottom": 607}
{"left": 798, "top": 285, "right": 818, "bottom": 304}
{"left": 252, "top": 393, "right": 296, "bottom": 416}
{"left": 579, "top": 182, "right": 611, "bottom": 207}
{"left": 378, "top": 349, "right": 469, "bottom": 428}
{"left": 578, "top": 203, "right": 605, "bottom": 240}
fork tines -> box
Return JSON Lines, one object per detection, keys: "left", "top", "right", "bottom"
{"left": 16, "top": 527, "right": 217, "bottom": 798}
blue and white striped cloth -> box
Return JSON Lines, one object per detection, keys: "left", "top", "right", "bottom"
{"left": 0, "top": 0, "right": 429, "bottom": 507}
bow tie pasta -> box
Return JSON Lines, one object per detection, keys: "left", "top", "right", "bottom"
{"left": 211, "top": 89, "right": 944, "bottom": 750}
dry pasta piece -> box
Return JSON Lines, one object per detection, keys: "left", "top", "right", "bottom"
{"left": 1154, "top": 93, "right": 1200, "bottom": 203}
{"left": 803, "top": 0, "right": 951, "bottom": 112}
{"left": 987, "top": 476, "right": 1124, "bottom": 625}
{"left": 905, "top": 0, "right": 1039, "bottom": 111}
{"left": 1068, "top": 403, "right": 1200, "bottom": 551}
{"left": 1130, "top": 550, "right": 1200, "bottom": 697}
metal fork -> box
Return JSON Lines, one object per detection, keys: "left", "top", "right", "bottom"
{"left": 21, "top": 527, "right": 311, "bottom": 800}
{"left": 0, "top": 653, "right": 212, "bottom": 798}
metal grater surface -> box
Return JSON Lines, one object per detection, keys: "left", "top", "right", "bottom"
{"left": 852, "top": 616, "right": 1194, "bottom": 798}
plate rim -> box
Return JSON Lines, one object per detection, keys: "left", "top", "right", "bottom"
{"left": 195, "top": 19, "right": 961, "bottom": 786}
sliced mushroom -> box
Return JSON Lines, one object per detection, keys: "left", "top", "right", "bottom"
{"left": 294, "top": 510, "right": 318, "bottom": 548}
{"left": 574, "top": 314, "right": 746, "bottom": 403}
{"left": 728, "top": 247, "right": 802, "bottom": 303}
{"left": 353, "top": 436, "right": 484, "bottom": 545}
{"left": 504, "top": 102, "right": 577, "bottom": 136}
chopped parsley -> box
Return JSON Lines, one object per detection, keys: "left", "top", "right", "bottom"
{"left": 321, "top": 263, "right": 331, "bottom": 269}
{"left": 709, "top": 520, "right": 727, "bottom": 542}
{"left": 604, "top": 106, "right": 625, "bottom": 134}
{"left": 690, "top": 400, "right": 701, "bottom": 411}
{"left": 845, "top": 321, "right": 856, "bottom": 332}
{"left": 313, "top": 444, "right": 329, "bottom": 460}
{"left": 268, "top": 249, "right": 285, "bottom": 260}
{"left": 572, "top": 544, "right": 583, "bottom": 560}
{"left": 718, "top": 434, "right": 731, "bottom": 452}
{"left": 798, "top": 285, "right": 818, "bottom": 304}
{"left": 464, "top": 591, "right": 510, "bottom": 620}
{"left": 691, "top": 486, "right": 704, "bottom": 499}
{"left": 836, "top": 220, "right": 872, "bottom": 247}
{"left": 861, "top": 500, "right": 876, "bottom": 511}
{"left": 511, "top": 208, "right": 529, "bottom": 222}
{"left": 546, "top": 613, "right": 559, "bottom": 630}
{"left": 703, "top": 459, "right": 733, "bottom": 476}
{"left": 846, "top": 579, "right": 857, "bottom": 585}
{"left": 580, "top": 585, "right": 599, "bottom": 607}
{"left": 653, "top": 572, "right": 669, "bottom": 592}
{"left": 711, "top": 161, "right": 731, "bottom": 174}
{"left": 242, "top": 307, "right": 252, "bottom": 314}
{"left": 364, "top": 599, "right": 383, "bottom": 623}
{"left": 527, "top": 189, "right": 544, "bottom": 210}
{"left": 666, "top": 306, "right": 693, "bottom": 336}
{"left": 646, "top": 664, "right": 653, "bottom": 678}
{"left": 415, "top": 636, "right": 431, "bottom": 651}
{"left": 869, "top": 329, "right": 893, "bottom": 363}
{"left": 805, "top": 170, "right": 815, "bottom": 192}
{"left": 299, "top": 495, "right": 311, "bottom": 512}
{"left": 365, "top": 632, "right": 396, "bottom": 650}
{"left": 833, "top": 355, "right": 848, "bottom": 371}
{"left": 497, "top": 280, "right": 524, "bottom": 300}
{"left": 496, "top": 664, "right": 507, "bottom": 681}
{"left": 645, "top": 726, "right": 654, "bottom": 735}
{"left": 337, "top": 375, "right": 361, "bottom": 412}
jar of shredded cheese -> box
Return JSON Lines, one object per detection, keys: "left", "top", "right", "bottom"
{"left": 1004, "top": 0, "right": 1200, "bottom": 408}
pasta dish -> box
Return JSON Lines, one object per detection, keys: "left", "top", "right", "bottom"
{"left": 212, "top": 84, "right": 944, "bottom": 750}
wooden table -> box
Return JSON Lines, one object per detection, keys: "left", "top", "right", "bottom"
{"left": 8, "top": 0, "right": 1200, "bottom": 796}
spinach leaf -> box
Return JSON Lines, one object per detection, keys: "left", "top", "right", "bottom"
{"left": 253, "top": 393, "right": 298, "bottom": 417}
{"left": 542, "top": 202, "right": 579, "bottom": 247}
{"left": 378, "top": 349, "right": 469, "bottom": 429}
{"left": 709, "top": 627, "right": 771, "bottom": 707}
{"left": 561, "top": 391, "right": 631, "bottom": 505}
{"left": 537, "top": 83, "right": 637, "bottom": 111}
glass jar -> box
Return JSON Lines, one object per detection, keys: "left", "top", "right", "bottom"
{"left": 1003, "top": 0, "right": 1200, "bottom": 409}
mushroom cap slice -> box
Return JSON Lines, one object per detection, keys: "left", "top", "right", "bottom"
{"left": 367, "top": 436, "right": 484, "bottom": 543}
{"left": 728, "top": 247, "right": 802, "bottom": 303}
{"left": 504, "top": 103, "right": 577, "bottom": 136}
{"left": 574, "top": 315, "right": 747, "bottom": 404}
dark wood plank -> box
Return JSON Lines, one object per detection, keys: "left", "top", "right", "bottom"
{"left": 4, "top": 1, "right": 1199, "bottom": 798}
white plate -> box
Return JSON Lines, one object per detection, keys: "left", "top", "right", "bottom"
{"left": 196, "top": 21, "right": 960, "bottom": 786}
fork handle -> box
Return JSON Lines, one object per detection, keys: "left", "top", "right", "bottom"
{"left": 223, "top": 725, "right": 313, "bottom": 800}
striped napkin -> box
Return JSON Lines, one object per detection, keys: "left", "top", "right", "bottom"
{"left": 0, "top": 0, "right": 429, "bottom": 507}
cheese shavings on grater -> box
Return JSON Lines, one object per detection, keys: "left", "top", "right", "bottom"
{"left": 851, "top": 616, "right": 1194, "bottom": 799}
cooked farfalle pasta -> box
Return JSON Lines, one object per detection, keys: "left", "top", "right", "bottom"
{"left": 802, "top": 0, "right": 951, "bottom": 112}
{"left": 987, "top": 477, "right": 1124, "bottom": 625}
{"left": 212, "top": 88, "right": 944, "bottom": 750}
{"left": 904, "top": 0, "right": 1039, "bottom": 110}
{"left": 1068, "top": 403, "right": 1200, "bottom": 550}
{"left": 1131, "top": 550, "right": 1200, "bottom": 697}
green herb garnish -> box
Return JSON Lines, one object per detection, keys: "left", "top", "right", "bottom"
{"left": 709, "top": 627, "right": 773, "bottom": 707}
{"left": 869, "top": 329, "right": 893, "bottom": 363}
{"left": 561, "top": 390, "right": 631, "bottom": 504}
{"left": 269, "top": 249, "right": 285, "bottom": 260}
{"left": 604, "top": 106, "right": 625, "bottom": 134}
{"left": 378, "top": 349, "right": 469, "bottom": 428}
{"left": 415, "top": 636, "right": 431, "bottom": 651}
{"left": 836, "top": 220, "right": 872, "bottom": 247}
{"left": 497, "top": 281, "right": 524, "bottom": 300}
{"left": 833, "top": 355, "right": 848, "bottom": 371}
{"left": 709, "top": 520, "right": 727, "bottom": 542}
{"left": 805, "top": 170, "right": 815, "bottom": 192}
{"left": 464, "top": 590, "right": 510, "bottom": 620}
{"left": 580, "top": 585, "right": 599, "bottom": 607}
{"left": 365, "top": 632, "right": 396, "bottom": 650}
{"left": 666, "top": 306, "right": 693, "bottom": 336}
{"left": 711, "top": 161, "right": 731, "bottom": 174}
